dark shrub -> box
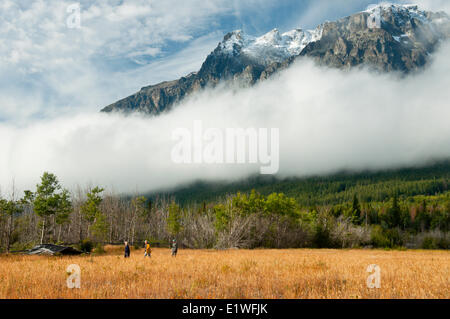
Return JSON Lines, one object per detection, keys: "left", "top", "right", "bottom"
{"left": 313, "top": 223, "right": 335, "bottom": 248}
{"left": 93, "top": 243, "right": 106, "bottom": 254}
{"left": 437, "top": 237, "right": 449, "bottom": 249}
{"left": 371, "top": 226, "right": 403, "bottom": 248}
{"left": 384, "top": 228, "right": 403, "bottom": 247}
{"left": 79, "top": 238, "right": 94, "bottom": 253}
{"left": 371, "top": 225, "right": 390, "bottom": 248}
{"left": 422, "top": 237, "right": 438, "bottom": 249}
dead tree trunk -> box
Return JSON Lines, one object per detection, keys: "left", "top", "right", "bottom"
{"left": 40, "top": 217, "right": 46, "bottom": 244}
{"left": 5, "top": 214, "right": 13, "bottom": 253}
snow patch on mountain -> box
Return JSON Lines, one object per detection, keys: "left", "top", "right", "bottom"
{"left": 217, "top": 3, "right": 449, "bottom": 66}
{"left": 364, "top": 3, "right": 449, "bottom": 46}
{"left": 218, "top": 26, "right": 323, "bottom": 65}
{"left": 365, "top": 3, "right": 432, "bottom": 25}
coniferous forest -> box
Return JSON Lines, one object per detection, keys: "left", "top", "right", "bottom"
{"left": 1, "top": 161, "right": 449, "bottom": 253}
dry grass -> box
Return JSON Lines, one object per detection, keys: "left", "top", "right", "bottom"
{"left": 0, "top": 246, "right": 448, "bottom": 299}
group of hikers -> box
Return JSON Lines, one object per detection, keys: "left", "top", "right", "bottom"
{"left": 123, "top": 239, "right": 178, "bottom": 258}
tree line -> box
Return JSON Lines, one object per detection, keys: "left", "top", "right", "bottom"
{"left": 156, "top": 161, "right": 450, "bottom": 206}
{"left": 0, "top": 172, "right": 449, "bottom": 253}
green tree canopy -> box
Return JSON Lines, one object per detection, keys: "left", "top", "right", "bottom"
{"left": 29, "top": 172, "right": 72, "bottom": 244}
{"left": 167, "top": 201, "right": 182, "bottom": 237}
{"left": 81, "top": 187, "right": 107, "bottom": 240}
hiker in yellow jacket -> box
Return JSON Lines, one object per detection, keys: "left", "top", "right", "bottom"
{"left": 144, "top": 240, "right": 151, "bottom": 258}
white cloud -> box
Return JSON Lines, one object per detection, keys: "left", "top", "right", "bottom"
{"left": 401, "top": 0, "right": 450, "bottom": 13}
{"left": 0, "top": 0, "right": 238, "bottom": 121}
{"left": 2, "top": 0, "right": 440, "bottom": 123}
{"left": 1, "top": 40, "right": 450, "bottom": 194}
{"left": 1, "top": 0, "right": 450, "bottom": 195}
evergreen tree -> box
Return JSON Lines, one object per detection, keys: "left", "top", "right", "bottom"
{"left": 415, "top": 199, "right": 431, "bottom": 232}
{"left": 351, "top": 194, "right": 361, "bottom": 224}
{"left": 385, "top": 194, "right": 402, "bottom": 228}
{"left": 81, "top": 187, "right": 106, "bottom": 240}
{"left": 167, "top": 201, "right": 182, "bottom": 238}
{"left": 30, "top": 172, "right": 72, "bottom": 244}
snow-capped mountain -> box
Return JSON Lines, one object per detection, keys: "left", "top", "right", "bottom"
{"left": 300, "top": 3, "right": 450, "bottom": 71}
{"left": 365, "top": 3, "right": 439, "bottom": 24}
{"left": 364, "top": 3, "right": 449, "bottom": 44}
{"left": 101, "top": 4, "right": 450, "bottom": 115}
{"left": 219, "top": 27, "right": 323, "bottom": 65}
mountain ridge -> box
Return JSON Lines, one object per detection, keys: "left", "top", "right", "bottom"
{"left": 101, "top": 4, "right": 450, "bottom": 115}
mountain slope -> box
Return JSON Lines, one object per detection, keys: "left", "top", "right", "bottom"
{"left": 101, "top": 4, "right": 450, "bottom": 115}
{"left": 300, "top": 4, "right": 450, "bottom": 71}
{"left": 146, "top": 160, "right": 450, "bottom": 206}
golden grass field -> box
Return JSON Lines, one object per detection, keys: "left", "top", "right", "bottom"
{"left": 0, "top": 246, "right": 448, "bottom": 299}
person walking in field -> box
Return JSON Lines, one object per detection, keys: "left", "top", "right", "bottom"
{"left": 171, "top": 239, "right": 178, "bottom": 257}
{"left": 144, "top": 240, "right": 151, "bottom": 258}
{"left": 124, "top": 241, "right": 131, "bottom": 258}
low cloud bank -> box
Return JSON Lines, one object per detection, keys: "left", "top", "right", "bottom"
{"left": 1, "top": 42, "right": 450, "bottom": 194}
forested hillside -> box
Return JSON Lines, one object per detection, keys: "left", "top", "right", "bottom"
{"left": 149, "top": 160, "right": 450, "bottom": 206}
{"left": 1, "top": 161, "right": 448, "bottom": 253}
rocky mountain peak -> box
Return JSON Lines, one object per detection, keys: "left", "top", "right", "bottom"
{"left": 216, "top": 25, "right": 323, "bottom": 66}
{"left": 300, "top": 3, "right": 449, "bottom": 71}
{"left": 101, "top": 4, "right": 450, "bottom": 115}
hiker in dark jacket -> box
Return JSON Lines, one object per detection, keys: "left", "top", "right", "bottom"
{"left": 124, "top": 241, "right": 131, "bottom": 258}
{"left": 171, "top": 239, "right": 178, "bottom": 257}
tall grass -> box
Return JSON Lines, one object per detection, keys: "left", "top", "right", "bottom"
{"left": 0, "top": 246, "right": 448, "bottom": 298}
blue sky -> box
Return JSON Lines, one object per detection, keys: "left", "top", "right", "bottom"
{"left": 0, "top": 0, "right": 447, "bottom": 122}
